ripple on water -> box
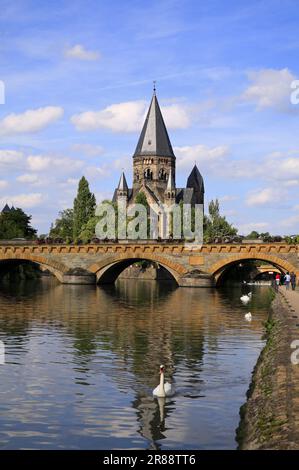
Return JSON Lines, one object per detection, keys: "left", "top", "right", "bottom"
{"left": 0, "top": 279, "right": 271, "bottom": 449}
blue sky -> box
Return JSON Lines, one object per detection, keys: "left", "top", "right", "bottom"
{"left": 0, "top": 0, "right": 299, "bottom": 235}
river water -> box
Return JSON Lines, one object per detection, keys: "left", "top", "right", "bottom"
{"left": 0, "top": 278, "right": 272, "bottom": 450}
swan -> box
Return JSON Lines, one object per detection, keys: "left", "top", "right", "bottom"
{"left": 153, "top": 365, "right": 175, "bottom": 397}
{"left": 240, "top": 295, "right": 250, "bottom": 303}
{"left": 245, "top": 312, "right": 252, "bottom": 321}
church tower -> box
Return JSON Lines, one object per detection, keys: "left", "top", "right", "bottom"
{"left": 132, "top": 88, "right": 176, "bottom": 202}
{"left": 113, "top": 87, "right": 205, "bottom": 240}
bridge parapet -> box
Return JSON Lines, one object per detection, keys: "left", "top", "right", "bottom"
{"left": 0, "top": 244, "right": 298, "bottom": 286}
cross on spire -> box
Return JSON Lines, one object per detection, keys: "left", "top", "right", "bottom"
{"left": 153, "top": 80, "right": 156, "bottom": 95}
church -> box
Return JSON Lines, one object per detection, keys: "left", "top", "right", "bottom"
{"left": 112, "top": 89, "right": 205, "bottom": 237}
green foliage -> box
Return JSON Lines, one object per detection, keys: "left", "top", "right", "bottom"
{"left": 135, "top": 192, "right": 148, "bottom": 208}
{"left": 73, "top": 177, "right": 96, "bottom": 239}
{"left": 204, "top": 199, "right": 237, "bottom": 242}
{"left": 285, "top": 235, "right": 299, "bottom": 244}
{"left": 245, "top": 230, "right": 260, "bottom": 240}
{"left": 78, "top": 216, "right": 100, "bottom": 243}
{"left": 50, "top": 209, "right": 74, "bottom": 239}
{"left": 0, "top": 208, "right": 37, "bottom": 239}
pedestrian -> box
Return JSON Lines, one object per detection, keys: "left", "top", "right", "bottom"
{"left": 275, "top": 273, "right": 280, "bottom": 291}
{"left": 285, "top": 271, "right": 291, "bottom": 290}
{"left": 290, "top": 272, "right": 297, "bottom": 291}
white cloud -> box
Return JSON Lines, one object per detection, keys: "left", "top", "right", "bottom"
{"left": 280, "top": 214, "right": 299, "bottom": 229}
{"left": 218, "top": 195, "right": 237, "bottom": 202}
{"left": 161, "top": 103, "right": 190, "bottom": 128}
{"left": 0, "top": 193, "right": 43, "bottom": 208}
{"left": 65, "top": 44, "right": 100, "bottom": 61}
{"left": 71, "top": 100, "right": 191, "bottom": 133}
{"left": 60, "top": 178, "right": 79, "bottom": 188}
{"left": 27, "top": 155, "right": 84, "bottom": 173}
{"left": 0, "top": 180, "right": 8, "bottom": 189}
{"left": 113, "top": 156, "right": 131, "bottom": 172}
{"left": 71, "top": 100, "right": 147, "bottom": 133}
{"left": 242, "top": 68, "right": 296, "bottom": 111}
{"left": 0, "top": 149, "right": 23, "bottom": 166}
{"left": 85, "top": 165, "right": 111, "bottom": 179}
{"left": 72, "top": 143, "right": 104, "bottom": 156}
{"left": 0, "top": 106, "right": 64, "bottom": 135}
{"left": 16, "top": 173, "right": 39, "bottom": 184}
{"left": 175, "top": 144, "right": 229, "bottom": 169}
{"left": 238, "top": 222, "right": 269, "bottom": 235}
{"left": 246, "top": 187, "right": 285, "bottom": 206}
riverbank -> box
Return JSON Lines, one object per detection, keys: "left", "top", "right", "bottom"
{"left": 237, "top": 287, "right": 299, "bottom": 449}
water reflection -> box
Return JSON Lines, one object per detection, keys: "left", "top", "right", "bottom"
{"left": 0, "top": 278, "right": 271, "bottom": 449}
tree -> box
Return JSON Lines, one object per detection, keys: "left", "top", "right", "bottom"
{"left": 204, "top": 199, "right": 237, "bottom": 242}
{"left": 245, "top": 230, "right": 260, "bottom": 240}
{"left": 135, "top": 192, "right": 148, "bottom": 208}
{"left": 73, "top": 177, "right": 96, "bottom": 239}
{"left": 78, "top": 216, "right": 99, "bottom": 243}
{"left": 0, "top": 208, "right": 37, "bottom": 239}
{"left": 50, "top": 209, "right": 74, "bottom": 239}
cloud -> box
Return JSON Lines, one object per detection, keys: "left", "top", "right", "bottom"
{"left": 27, "top": 155, "right": 84, "bottom": 173}
{"left": 280, "top": 214, "right": 299, "bottom": 229}
{"left": 218, "top": 195, "right": 237, "bottom": 202}
{"left": 71, "top": 143, "right": 104, "bottom": 156}
{"left": 71, "top": 100, "right": 191, "bottom": 133}
{"left": 0, "top": 180, "right": 8, "bottom": 190}
{"left": 64, "top": 44, "right": 100, "bottom": 61}
{"left": 238, "top": 222, "right": 269, "bottom": 235}
{"left": 16, "top": 173, "right": 39, "bottom": 184}
{"left": 175, "top": 144, "right": 229, "bottom": 169}
{"left": 85, "top": 165, "right": 111, "bottom": 179}
{"left": 0, "top": 106, "right": 64, "bottom": 135}
{"left": 0, "top": 193, "right": 43, "bottom": 208}
{"left": 160, "top": 103, "right": 191, "bottom": 128}
{"left": 246, "top": 187, "right": 285, "bottom": 206}
{"left": 242, "top": 68, "right": 296, "bottom": 111}
{"left": 0, "top": 149, "right": 23, "bottom": 167}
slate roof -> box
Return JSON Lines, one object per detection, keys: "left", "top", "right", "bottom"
{"left": 133, "top": 92, "right": 175, "bottom": 158}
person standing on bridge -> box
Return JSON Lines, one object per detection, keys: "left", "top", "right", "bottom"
{"left": 290, "top": 272, "right": 297, "bottom": 291}
{"left": 275, "top": 273, "right": 280, "bottom": 291}
{"left": 285, "top": 272, "right": 291, "bottom": 290}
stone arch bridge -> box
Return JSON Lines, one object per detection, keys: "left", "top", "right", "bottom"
{"left": 0, "top": 243, "right": 298, "bottom": 287}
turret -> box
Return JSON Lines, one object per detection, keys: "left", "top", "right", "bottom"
{"left": 116, "top": 172, "right": 128, "bottom": 200}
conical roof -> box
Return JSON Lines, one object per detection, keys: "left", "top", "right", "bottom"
{"left": 117, "top": 172, "right": 128, "bottom": 191}
{"left": 166, "top": 171, "right": 175, "bottom": 190}
{"left": 133, "top": 92, "right": 175, "bottom": 158}
{"left": 1, "top": 204, "right": 11, "bottom": 213}
{"left": 187, "top": 165, "right": 204, "bottom": 192}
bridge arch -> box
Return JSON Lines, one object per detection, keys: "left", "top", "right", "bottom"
{"left": 208, "top": 253, "right": 299, "bottom": 286}
{"left": 0, "top": 254, "right": 68, "bottom": 282}
{"left": 88, "top": 253, "right": 188, "bottom": 285}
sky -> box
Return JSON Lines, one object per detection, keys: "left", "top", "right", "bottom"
{"left": 0, "top": 0, "right": 299, "bottom": 235}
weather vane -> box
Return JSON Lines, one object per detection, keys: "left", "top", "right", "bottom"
{"left": 153, "top": 80, "right": 156, "bottom": 94}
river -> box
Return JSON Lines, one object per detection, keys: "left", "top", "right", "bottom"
{"left": 0, "top": 278, "right": 272, "bottom": 450}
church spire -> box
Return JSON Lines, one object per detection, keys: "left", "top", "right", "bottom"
{"left": 133, "top": 91, "right": 175, "bottom": 158}
{"left": 117, "top": 171, "right": 128, "bottom": 191}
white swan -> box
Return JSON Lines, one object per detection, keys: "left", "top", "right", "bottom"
{"left": 153, "top": 365, "right": 175, "bottom": 397}
{"left": 245, "top": 312, "right": 252, "bottom": 321}
{"left": 240, "top": 294, "right": 250, "bottom": 303}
